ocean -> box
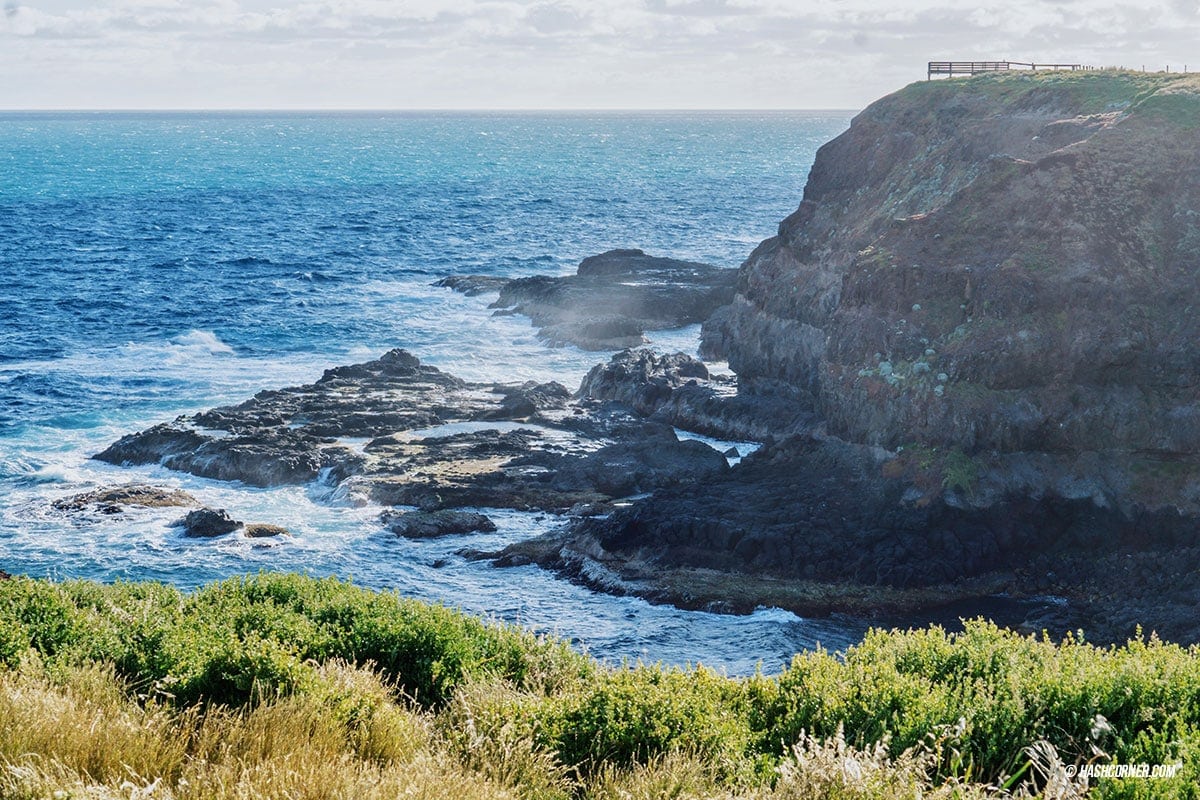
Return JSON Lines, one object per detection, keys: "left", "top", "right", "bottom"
{"left": 0, "top": 109, "right": 858, "bottom": 673}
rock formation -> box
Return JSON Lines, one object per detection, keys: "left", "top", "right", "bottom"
{"left": 438, "top": 248, "right": 736, "bottom": 350}
{"left": 704, "top": 72, "right": 1200, "bottom": 465}
{"left": 51, "top": 485, "right": 199, "bottom": 515}
{"left": 95, "top": 348, "right": 730, "bottom": 519}
{"left": 87, "top": 77, "right": 1200, "bottom": 642}
{"left": 522, "top": 72, "right": 1200, "bottom": 642}
{"left": 175, "top": 508, "right": 243, "bottom": 538}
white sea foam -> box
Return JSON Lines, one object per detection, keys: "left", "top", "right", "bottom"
{"left": 674, "top": 428, "right": 761, "bottom": 466}
{"left": 168, "top": 329, "right": 235, "bottom": 356}
{"left": 25, "top": 462, "right": 87, "bottom": 485}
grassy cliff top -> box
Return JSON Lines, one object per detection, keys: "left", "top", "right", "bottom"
{"left": 898, "top": 69, "right": 1200, "bottom": 120}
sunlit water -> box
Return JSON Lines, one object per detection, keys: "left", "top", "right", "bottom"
{"left": 0, "top": 110, "right": 862, "bottom": 673}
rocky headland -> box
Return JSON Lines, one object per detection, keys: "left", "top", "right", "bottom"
{"left": 83, "top": 71, "right": 1200, "bottom": 645}
{"left": 519, "top": 71, "right": 1200, "bottom": 643}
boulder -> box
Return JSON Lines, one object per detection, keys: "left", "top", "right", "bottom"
{"left": 382, "top": 510, "right": 497, "bottom": 539}
{"left": 175, "top": 508, "right": 243, "bottom": 538}
{"left": 577, "top": 349, "right": 709, "bottom": 416}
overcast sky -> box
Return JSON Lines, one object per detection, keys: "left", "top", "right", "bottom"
{"left": 1, "top": 0, "right": 1197, "bottom": 110}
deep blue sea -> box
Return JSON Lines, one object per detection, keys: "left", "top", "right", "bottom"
{"left": 0, "top": 110, "right": 857, "bottom": 672}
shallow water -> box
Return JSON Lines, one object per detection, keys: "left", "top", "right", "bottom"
{"left": 0, "top": 110, "right": 864, "bottom": 673}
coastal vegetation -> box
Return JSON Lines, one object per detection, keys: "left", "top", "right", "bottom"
{"left": 2, "top": 573, "right": 1198, "bottom": 798}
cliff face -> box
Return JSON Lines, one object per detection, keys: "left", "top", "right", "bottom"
{"left": 706, "top": 72, "right": 1200, "bottom": 463}
{"left": 526, "top": 73, "right": 1200, "bottom": 642}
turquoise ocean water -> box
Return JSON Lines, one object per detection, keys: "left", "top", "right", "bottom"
{"left": 0, "top": 110, "right": 858, "bottom": 672}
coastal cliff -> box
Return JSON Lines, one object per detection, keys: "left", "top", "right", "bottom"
{"left": 78, "top": 72, "right": 1200, "bottom": 641}
{"left": 706, "top": 70, "right": 1200, "bottom": 462}
{"left": 535, "top": 72, "right": 1200, "bottom": 640}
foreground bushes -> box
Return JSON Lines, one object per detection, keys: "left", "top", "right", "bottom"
{"left": 2, "top": 573, "right": 1199, "bottom": 798}
{"left": 0, "top": 573, "right": 587, "bottom": 707}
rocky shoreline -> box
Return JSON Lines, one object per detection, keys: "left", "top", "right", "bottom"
{"left": 78, "top": 335, "right": 1095, "bottom": 639}
{"left": 91, "top": 344, "right": 733, "bottom": 532}
{"left": 69, "top": 72, "right": 1200, "bottom": 647}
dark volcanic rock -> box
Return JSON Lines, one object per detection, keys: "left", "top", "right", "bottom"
{"left": 96, "top": 347, "right": 735, "bottom": 517}
{"left": 94, "top": 349, "right": 485, "bottom": 487}
{"left": 433, "top": 275, "right": 510, "bottom": 296}
{"left": 535, "top": 433, "right": 1200, "bottom": 641}
{"left": 175, "top": 508, "right": 243, "bottom": 537}
{"left": 483, "top": 381, "right": 572, "bottom": 420}
{"left": 438, "top": 248, "right": 736, "bottom": 350}
{"left": 363, "top": 427, "right": 610, "bottom": 512}
{"left": 706, "top": 73, "right": 1200, "bottom": 465}
{"left": 577, "top": 349, "right": 709, "bottom": 416}
{"left": 548, "top": 424, "right": 729, "bottom": 497}
{"left": 501, "top": 74, "right": 1200, "bottom": 643}
{"left": 575, "top": 248, "right": 712, "bottom": 277}
{"left": 382, "top": 510, "right": 498, "bottom": 539}
{"left": 566, "top": 436, "right": 1059, "bottom": 586}
{"left": 97, "top": 424, "right": 209, "bottom": 467}
{"left": 52, "top": 485, "right": 199, "bottom": 514}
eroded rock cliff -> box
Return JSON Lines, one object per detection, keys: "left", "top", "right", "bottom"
{"left": 704, "top": 71, "right": 1200, "bottom": 505}
{"left": 530, "top": 72, "right": 1200, "bottom": 641}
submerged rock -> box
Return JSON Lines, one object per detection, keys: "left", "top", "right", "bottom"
{"left": 437, "top": 248, "right": 736, "bottom": 350}
{"left": 243, "top": 523, "right": 290, "bottom": 538}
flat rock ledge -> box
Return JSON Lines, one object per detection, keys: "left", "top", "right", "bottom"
{"left": 52, "top": 485, "right": 199, "bottom": 515}
{"left": 437, "top": 248, "right": 736, "bottom": 350}
{"left": 382, "top": 510, "right": 497, "bottom": 539}
{"left": 500, "top": 430, "right": 1200, "bottom": 644}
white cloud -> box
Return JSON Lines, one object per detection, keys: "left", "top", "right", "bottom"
{"left": 0, "top": 0, "right": 1197, "bottom": 108}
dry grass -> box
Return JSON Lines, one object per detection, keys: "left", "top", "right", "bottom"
{"left": 0, "top": 660, "right": 513, "bottom": 800}
{"left": 0, "top": 661, "right": 1052, "bottom": 800}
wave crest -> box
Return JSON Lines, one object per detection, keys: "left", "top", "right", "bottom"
{"left": 168, "top": 330, "right": 235, "bottom": 356}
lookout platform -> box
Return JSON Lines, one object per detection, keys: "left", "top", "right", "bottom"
{"left": 928, "top": 61, "right": 1095, "bottom": 79}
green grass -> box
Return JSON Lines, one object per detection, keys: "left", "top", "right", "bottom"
{"left": 901, "top": 70, "right": 1199, "bottom": 117}
{"left": 3, "top": 573, "right": 1200, "bottom": 797}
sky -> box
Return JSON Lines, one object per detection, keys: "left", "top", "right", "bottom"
{"left": 1, "top": 0, "right": 1198, "bottom": 110}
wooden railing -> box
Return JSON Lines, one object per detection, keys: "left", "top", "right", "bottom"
{"left": 928, "top": 61, "right": 1096, "bottom": 79}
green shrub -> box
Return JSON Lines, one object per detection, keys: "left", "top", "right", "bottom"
{"left": 538, "top": 664, "right": 756, "bottom": 779}
{"left": 1, "top": 573, "right": 588, "bottom": 708}
{"left": 756, "top": 621, "right": 1200, "bottom": 785}
{"left": 0, "top": 578, "right": 81, "bottom": 665}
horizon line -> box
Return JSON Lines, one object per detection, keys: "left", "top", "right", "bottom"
{"left": 0, "top": 106, "right": 860, "bottom": 114}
